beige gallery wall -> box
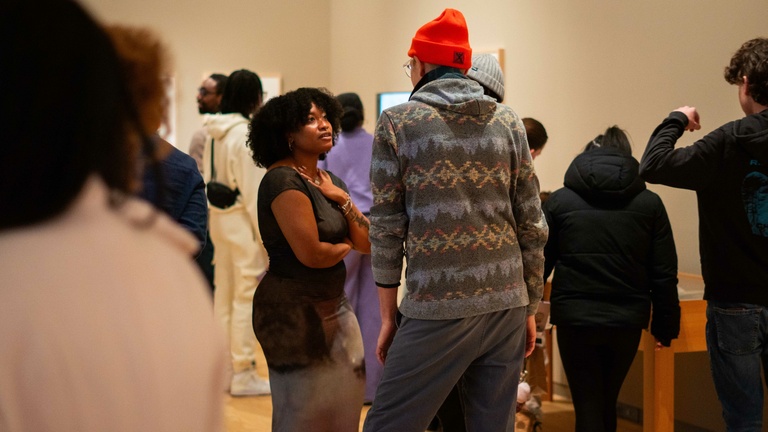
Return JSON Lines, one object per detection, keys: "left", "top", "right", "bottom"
{"left": 329, "top": 0, "right": 768, "bottom": 276}
{"left": 82, "top": 0, "right": 333, "bottom": 152}
{"left": 83, "top": 0, "right": 767, "bottom": 274}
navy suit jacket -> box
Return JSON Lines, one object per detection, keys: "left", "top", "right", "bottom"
{"left": 139, "top": 138, "right": 208, "bottom": 255}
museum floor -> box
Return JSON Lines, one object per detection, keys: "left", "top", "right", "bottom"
{"left": 224, "top": 346, "right": 643, "bottom": 432}
{"left": 224, "top": 393, "right": 643, "bottom": 432}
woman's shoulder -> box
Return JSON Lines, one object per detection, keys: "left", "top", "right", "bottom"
{"left": 265, "top": 165, "right": 299, "bottom": 180}
{"left": 261, "top": 166, "right": 307, "bottom": 196}
{"left": 543, "top": 187, "right": 578, "bottom": 209}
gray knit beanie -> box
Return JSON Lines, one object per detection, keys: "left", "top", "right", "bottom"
{"left": 467, "top": 53, "right": 504, "bottom": 102}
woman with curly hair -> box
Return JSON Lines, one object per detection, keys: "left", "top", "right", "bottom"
{"left": 248, "top": 87, "right": 370, "bottom": 431}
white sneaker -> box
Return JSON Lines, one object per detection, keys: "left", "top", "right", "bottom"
{"left": 230, "top": 370, "right": 271, "bottom": 396}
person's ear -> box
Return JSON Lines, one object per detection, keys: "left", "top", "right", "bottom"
{"left": 742, "top": 76, "right": 750, "bottom": 95}
{"left": 414, "top": 57, "right": 427, "bottom": 79}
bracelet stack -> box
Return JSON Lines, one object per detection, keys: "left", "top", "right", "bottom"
{"left": 339, "top": 194, "right": 353, "bottom": 216}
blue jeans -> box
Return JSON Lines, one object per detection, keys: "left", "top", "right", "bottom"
{"left": 706, "top": 302, "right": 768, "bottom": 432}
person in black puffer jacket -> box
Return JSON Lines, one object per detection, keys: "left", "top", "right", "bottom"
{"left": 543, "top": 125, "right": 680, "bottom": 432}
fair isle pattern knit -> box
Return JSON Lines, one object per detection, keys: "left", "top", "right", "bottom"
{"left": 370, "top": 77, "right": 548, "bottom": 320}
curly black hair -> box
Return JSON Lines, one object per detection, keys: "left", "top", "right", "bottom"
{"left": 249, "top": 87, "right": 343, "bottom": 168}
{"left": 724, "top": 37, "right": 768, "bottom": 106}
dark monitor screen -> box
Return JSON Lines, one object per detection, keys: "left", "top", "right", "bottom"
{"left": 376, "top": 91, "right": 411, "bottom": 119}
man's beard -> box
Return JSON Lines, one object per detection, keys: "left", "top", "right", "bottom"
{"left": 198, "top": 105, "right": 217, "bottom": 115}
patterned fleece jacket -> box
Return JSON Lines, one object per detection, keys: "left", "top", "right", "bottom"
{"left": 369, "top": 75, "right": 548, "bottom": 320}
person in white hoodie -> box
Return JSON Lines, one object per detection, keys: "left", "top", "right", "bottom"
{"left": 0, "top": 1, "right": 225, "bottom": 430}
{"left": 202, "top": 69, "right": 271, "bottom": 396}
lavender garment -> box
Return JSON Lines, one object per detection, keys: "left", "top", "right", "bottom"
{"left": 340, "top": 250, "right": 381, "bottom": 403}
{"left": 320, "top": 126, "right": 382, "bottom": 403}
{"left": 320, "top": 127, "right": 374, "bottom": 214}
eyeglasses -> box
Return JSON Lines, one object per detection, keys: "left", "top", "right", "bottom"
{"left": 198, "top": 87, "right": 216, "bottom": 97}
{"left": 402, "top": 60, "right": 412, "bottom": 78}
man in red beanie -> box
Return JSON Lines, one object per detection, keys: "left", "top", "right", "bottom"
{"left": 364, "top": 8, "right": 547, "bottom": 432}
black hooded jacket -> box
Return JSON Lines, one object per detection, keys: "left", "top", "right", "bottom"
{"left": 544, "top": 148, "right": 680, "bottom": 345}
{"left": 641, "top": 110, "right": 768, "bottom": 307}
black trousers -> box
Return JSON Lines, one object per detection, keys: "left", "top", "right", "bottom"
{"left": 436, "top": 385, "right": 465, "bottom": 431}
{"left": 556, "top": 325, "right": 641, "bottom": 432}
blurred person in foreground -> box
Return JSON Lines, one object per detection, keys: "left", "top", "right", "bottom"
{"left": 0, "top": 1, "right": 225, "bottom": 431}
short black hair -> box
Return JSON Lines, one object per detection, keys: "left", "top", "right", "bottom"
{"left": 209, "top": 73, "right": 228, "bottom": 95}
{"left": 249, "top": 88, "right": 343, "bottom": 168}
{"left": 724, "top": 37, "right": 768, "bottom": 106}
{"left": 219, "top": 69, "right": 262, "bottom": 118}
{"left": 1, "top": 0, "right": 139, "bottom": 230}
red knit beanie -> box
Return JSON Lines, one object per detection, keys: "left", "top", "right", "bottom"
{"left": 408, "top": 8, "right": 472, "bottom": 69}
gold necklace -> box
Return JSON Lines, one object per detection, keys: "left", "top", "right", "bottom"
{"left": 289, "top": 160, "right": 320, "bottom": 185}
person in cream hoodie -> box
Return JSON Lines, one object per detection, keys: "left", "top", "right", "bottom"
{"left": 202, "top": 69, "right": 271, "bottom": 396}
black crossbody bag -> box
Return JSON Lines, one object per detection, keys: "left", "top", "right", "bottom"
{"left": 206, "top": 139, "right": 240, "bottom": 209}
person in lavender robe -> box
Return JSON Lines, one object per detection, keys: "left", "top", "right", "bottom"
{"left": 319, "top": 92, "right": 381, "bottom": 404}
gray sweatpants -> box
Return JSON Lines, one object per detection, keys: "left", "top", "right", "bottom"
{"left": 363, "top": 306, "right": 527, "bottom": 432}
